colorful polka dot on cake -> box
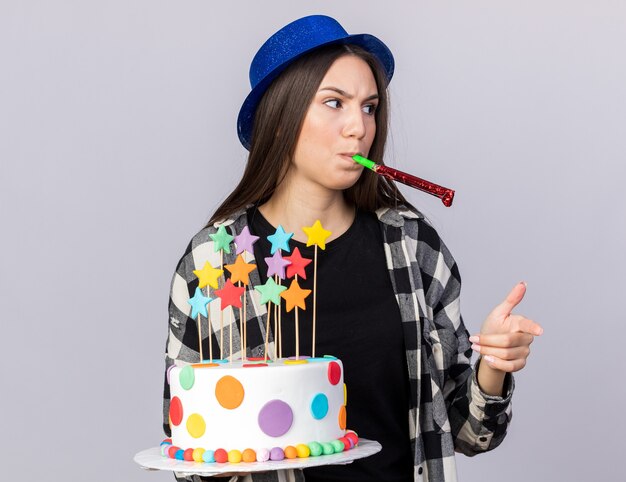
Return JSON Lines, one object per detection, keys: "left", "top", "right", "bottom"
{"left": 183, "top": 448, "right": 194, "bottom": 461}
{"left": 327, "top": 361, "right": 341, "bottom": 385}
{"left": 258, "top": 399, "right": 293, "bottom": 437}
{"left": 186, "top": 413, "right": 206, "bottom": 438}
{"left": 179, "top": 365, "right": 195, "bottom": 390}
{"left": 310, "top": 393, "right": 329, "bottom": 419}
{"left": 169, "top": 397, "right": 183, "bottom": 426}
{"left": 338, "top": 405, "right": 347, "bottom": 430}
{"left": 284, "top": 359, "right": 308, "bottom": 365}
{"left": 215, "top": 375, "right": 245, "bottom": 409}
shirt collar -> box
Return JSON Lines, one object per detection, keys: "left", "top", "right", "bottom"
{"left": 375, "top": 206, "right": 423, "bottom": 227}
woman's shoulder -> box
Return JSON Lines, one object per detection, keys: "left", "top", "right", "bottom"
{"left": 174, "top": 209, "right": 249, "bottom": 274}
{"left": 376, "top": 204, "right": 457, "bottom": 270}
{"left": 376, "top": 205, "right": 443, "bottom": 247}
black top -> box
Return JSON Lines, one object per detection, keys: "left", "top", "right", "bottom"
{"left": 248, "top": 207, "right": 414, "bottom": 482}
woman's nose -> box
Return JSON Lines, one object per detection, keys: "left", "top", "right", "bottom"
{"left": 342, "top": 107, "right": 367, "bottom": 139}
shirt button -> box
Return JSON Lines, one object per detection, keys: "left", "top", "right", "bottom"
{"left": 418, "top": 467, "right": 423, "bottom": 475}
{"left": 479, "top": 436, "right": 487, "bottom": 442}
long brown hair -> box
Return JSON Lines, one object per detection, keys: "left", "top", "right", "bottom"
{"left": 209, "top": 44, "right": 410, "bottom": 225}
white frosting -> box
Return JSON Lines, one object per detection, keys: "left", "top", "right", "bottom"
{"left": 169, "top": 359, "right": 346, "bottom": 451}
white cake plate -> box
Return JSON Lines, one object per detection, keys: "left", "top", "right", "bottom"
{"left": 134, "top": 439, "right": 381, "bottom": 476}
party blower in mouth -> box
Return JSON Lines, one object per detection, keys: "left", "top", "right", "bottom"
{"left": 352, "top": 154, "right": 455, "bottom": 207}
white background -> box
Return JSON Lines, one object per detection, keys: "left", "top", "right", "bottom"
{"left": 1, "top": 1, "right": 624, "bottom": 481}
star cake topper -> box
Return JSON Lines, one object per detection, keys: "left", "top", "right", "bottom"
{"left": 214, "top": 279, "right": 245, "bottom": 310}
{"left": 210, "top": 225, "right": 234, "bottom": 254}
{"left": 188, "top": 287, "right": 213, "bottom": 319}
{"left": 265, "top": 250, "right": 291, "bottom": 279}
{"left": 302, "top": 220, "right": 332, "bottom": 250}
{"left": 284, "top": 247, "right": 312, "bottom": 279}
{"left": 280, "top": 278, "right": 311, "bottom": 312}
{"left": 255, "top": 277, "right": 288, "bottom": 305}
{"left": 224, "top": 254, "right": 257, "bottom": 286}
{"left": 267, "top": 225, "right": 294, "bottom": 254}
{"left": 234, "top": 226, "right": 260, "bottom": 255}
{"left": 193, "top": 261, "right": 224, "bottom": 289}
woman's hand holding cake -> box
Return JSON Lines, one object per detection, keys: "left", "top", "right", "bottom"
{"left": 470, "top": 282, "right": 543, "bottom": 396}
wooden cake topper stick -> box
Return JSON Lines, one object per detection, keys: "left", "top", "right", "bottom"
{"left": 264, "top": 302, "right": 273, "bottom": 363}
{"left": 233, "top": 227, "right": 259, "bottom": 360}
{"left": 224, "top": 251, "right": 257, "bottom": 361}
{"left": 187, "top": 287, "right": 212, "bottom": 363}
{"left": 254, "top": 277, "right": 286, "bottom": 362}
{"left": 191, "top": 262, "right": 222, "bottom": 361}
{"left": 280, "top": 277, "right": 311, "bottom": 360}
{"left": 197, "top": 315, "right": 203, "bottom": 361}
{"left": 207, "top": 309, "right": 212, "bottom": 361}
{"left": 274, "top": 275, "right": 279, "bottom": 360}
{"left": 265, "top": 225, "right": 294, "bottom": 359}
{"left": 219, "top": 277, "right": 223, "bottom": 357}
{"left": 284, "top": 247, "right": 312, "bottom": 357}
{"left": 214, "top": 278, "right": 244, "bottom": 363}
{"left": 210, "top": 224, "right": 234, "bottom": 359}
{"left": 302, "top": 220, "right": 331, "bottom": 358}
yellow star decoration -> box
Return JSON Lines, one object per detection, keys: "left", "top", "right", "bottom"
{"left": 224, "top": 254, "right": 257, "bottom": 286}
{"left": 302, "top": 220, "right": 332, "bottom": 250}
{"left": 193, "top": 261, "right": 224, "bottom": 289}
{"left": 280, "top": 278, "right": 311, "bottom": 312}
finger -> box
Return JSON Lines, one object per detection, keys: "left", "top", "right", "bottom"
{"left": 510, "top": 316, "right": 544, "bottom": 336}
{"left": 491, "top": 281, "right": 527, "bottom": 318}
{"left": 470, "top": 332, "right": 534, "bottom": 348}
{"left": 481, "top": 355, "right": 527, "bottom": 373}
{"left": 472, "top": 343, "right": 530, "bottom": 361}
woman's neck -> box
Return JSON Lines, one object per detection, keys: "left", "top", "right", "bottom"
{"left": 258, "top": 178, "right": 355, "bottom": 244}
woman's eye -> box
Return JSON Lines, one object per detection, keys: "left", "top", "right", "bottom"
{"left": 363, "top": 104, "right": 377, "bottom": 115}
{"left": 324, "top": 99, "right": 342, "bottom": 109}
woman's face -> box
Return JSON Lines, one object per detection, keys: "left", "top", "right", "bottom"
{"left": 290, "top": 55, "right": 379, "bottom": 192}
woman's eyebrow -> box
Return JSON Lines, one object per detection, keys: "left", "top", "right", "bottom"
{"left": 318, "top": 86, "right": 379, "bottom": 101}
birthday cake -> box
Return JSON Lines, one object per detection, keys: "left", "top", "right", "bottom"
{"left": 163, "top": 357, "right": 356, "bottom": 463}
{"left": 162, "top": 221, "right": 359, "bottom": 464}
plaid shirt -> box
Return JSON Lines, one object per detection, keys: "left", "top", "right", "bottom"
{"left": 163, "top": 206, "right": 514, "bottom": 482}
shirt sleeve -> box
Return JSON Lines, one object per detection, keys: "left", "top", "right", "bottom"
{"left": 428, "top": 236, "right": 515, "bottom": 456}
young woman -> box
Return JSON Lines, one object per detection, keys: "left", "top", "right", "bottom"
{"left": 164, "top": 15, "right": 543, "bottom": 482}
